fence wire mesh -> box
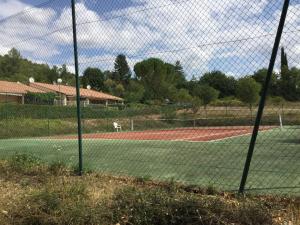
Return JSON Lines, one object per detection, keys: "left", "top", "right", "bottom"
{"left": 0, "top": 0, "right": 299, "bottom": 195}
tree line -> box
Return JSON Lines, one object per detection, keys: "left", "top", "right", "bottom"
{"left": 0, "top": 48, "right": 75, "bottom": 85}
{"left": 1, "top": 47, "right": 300, "bottom": 108}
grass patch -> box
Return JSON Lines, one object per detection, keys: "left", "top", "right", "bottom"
{"left": 0, "top": 159, "right": 299, "bottom": 225}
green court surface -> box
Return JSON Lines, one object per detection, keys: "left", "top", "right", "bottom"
{"left": 0, "top": 127, "right": 299, "bottom": 195}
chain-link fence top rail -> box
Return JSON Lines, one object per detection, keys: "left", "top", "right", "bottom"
{"left": 0, "top": 0, "right": 299, "bottom": 195}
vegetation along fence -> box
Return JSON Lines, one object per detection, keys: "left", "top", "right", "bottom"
{"left": 0, "top": 0, "right": 299, "bottom": 195}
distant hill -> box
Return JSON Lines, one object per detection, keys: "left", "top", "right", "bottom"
{"left": 0, "top": 48, "right": 75, "bottom": 85}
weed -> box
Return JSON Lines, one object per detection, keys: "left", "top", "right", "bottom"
{"left": 8, "top": 153, "right": 41, "bottom": 174}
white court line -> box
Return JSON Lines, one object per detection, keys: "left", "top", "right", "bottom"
{"left": 173, "top": 130, "right": 249, "bottom": 141}
{"left": 208, "top": 127, "right": 279, "bottom": 143}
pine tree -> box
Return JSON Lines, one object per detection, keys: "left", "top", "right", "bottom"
{"left": 281, "top": 47, "right": 289, "bottom": 71}
{"left": 113, "top": 54, "right": 131, "bottom": 85}
{"left": 174, "top": 61, "right": 186, "bottom": 88}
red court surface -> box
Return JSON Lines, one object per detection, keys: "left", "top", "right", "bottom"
{"left": 53, "top": 126, "right": 274, "bottom": 142}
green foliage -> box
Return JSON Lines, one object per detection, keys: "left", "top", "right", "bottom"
{"left": 81, "top": 67, "right": 105, "bottom": 91}
{"left": 8, "top": 153, "right": 41, "bottom": 173}
{"left": 252, "top": 68, "right": 278, "bottom": 96}
{"left": 1, "top": 48, "right": 300, "bottom": 104}
{"left": 113, "top": 54, "right": 131, "bottom": 85}
{"left": 237, "top": 77, "right": 261, "bottom": 109}
{"left": 267, "top": 96, "right": 285, "bottom": 106}
{"left": 193, "top": 84, "right": 219, "bottom": 107}
{"left": 281, "top": 47, "right": 289, "bottom": 71}
{"left": 174, "top": 61, "right": 186, "bottom": 88}
{"left": 161, "top": 108, "right": 177, "bottom": 120}
{"left": 190, "top": 97, "right": 202, "bottom": 114}
{"left": 124, "top": 80, "right": 145, "bottom": 103}
{"left": 211, "top": 97, "right": 244, "bottom": 107}
{"left": 280, "top": 67, "right": 300, "bottom": 101}
{"left": 0, "top": 48, "right": 75, "bottom": 85}
{"left": 114, "top": 83, "right": 125, "bottom": 97}
{"left": 200, "top": 71, "right": 237, "bottom": 97}
{"left": 25, "top": 92, "right": 56, "bottom": 105}
{"left": 172, "top": 88, "right": 192, "bottom": 104}
{"left": 134, "top": 58, "right": 187, "bottom": 101}
{"left": 0, "top": 103, "right": 170, "bottom": 122}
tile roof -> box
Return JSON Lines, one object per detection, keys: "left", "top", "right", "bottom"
{"left": 30, "top": 82, "right": 123, "bottom": 101}
{"left": 0, "top": 80, "right": 45, "bottom": 94}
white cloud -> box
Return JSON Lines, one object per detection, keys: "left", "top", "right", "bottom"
{"left": 0, "top": 0, "right": 299, "bottom": 79}
{"left": 0, "top": 0, "right": 29, "bottom": 19}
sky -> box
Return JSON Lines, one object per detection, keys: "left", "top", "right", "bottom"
{"left": 0, "top": 0, "right": 299, "bottom": 79}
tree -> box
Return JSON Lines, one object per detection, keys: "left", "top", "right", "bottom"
{"left": 0, "top": 48, "right": 22, "bottom": 77}
{"left": 252, "top": 68, "right": 279, "bottom": 96}
{"left": 114, "top": 83, "right": 125, "bottom": 97}
{"left": 281, "top": 47, "right": 289, "bottom": 71}
{"left": 190, "top": 97, "right": 202, "bottom": 115}
{"left": 236, "top": 77, "right": 261, "bottom": 115}
{"left": 82, "top": 67, "right": 105, "bottom": 91}
{"left": 173, "top": 88, "right": 192, "bottom": 104}
{"left": 279, "top": 67, "right": 300, "bottom": 101}
{"left": 104, "top": 79, "right": 116, "bottom": 94}
{"left": 174, "top": 61, "right": 186, "bottom": 88}
{"left": 134, "top": 58, "right": 171, "bottom": 100}
{"left": 46, "top": 66, "right": 59, "bottom": 83}
{"left": 192, "top": 84, "right": 219, "bottom": 109}
{"left": 113, "top": 54, "right": 131, "bottom": 85}
{"left": 199, "top": 71, "right": 236, "bottom": 97}
{"left": 124, "top": 80, "right": 145, "bottom": 103}
{"left": 134, "top": 58, "right": 186, "bottom": 101}
{"left": 279, "top": 48, "right": 300, "bottom": 101}
{"left": 58, "top": 64, "right": 75, "bottom": 85}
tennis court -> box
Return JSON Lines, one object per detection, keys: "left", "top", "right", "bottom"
{"left": 0, "top": 126, "right": 299, "bottom": 195}
{"left": 52, "top": 126, "right": 274, "bottom": 142}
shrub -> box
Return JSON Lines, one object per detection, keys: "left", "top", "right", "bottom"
{"left": 103, "top": 187, "right": 274, "bottom": 225}
{"left": 8, "top": 153, "right": 41, "bottom": 173}
{"left": 25, "top": 92, "right": 56, "bottom": 105}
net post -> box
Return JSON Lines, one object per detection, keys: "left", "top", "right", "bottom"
{"left": 279, "top": 114, "right": 283, "bottom": 130}
{"left": 131, "top": 119, "right": 134, "bottom": 131}
{"left": 238, "top": 0, "right": 290, "bottom": 194}
{"left": 71, "top": 0, "right": 83, "bottom": 176}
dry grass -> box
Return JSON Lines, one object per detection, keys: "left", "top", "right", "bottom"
{"left": 0, "top": 156, "right": 299, "bottom": 225}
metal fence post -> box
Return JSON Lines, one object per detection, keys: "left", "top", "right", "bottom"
{"left": 239, "top": 0, "right": 290, "bottom": 194}
{"left": 71, "top": 0, "right": 83, "bottom": 175}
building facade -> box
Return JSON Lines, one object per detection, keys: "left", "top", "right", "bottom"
{"left": 0, "top": 80, "right": 45, "bottom": 104}
{"left": 29, "top": 82, "right": 123, "bottom": 106}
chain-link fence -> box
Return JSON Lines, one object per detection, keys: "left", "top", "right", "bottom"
{"left": 0, "top": 0, "right": 299, "bottom": 195}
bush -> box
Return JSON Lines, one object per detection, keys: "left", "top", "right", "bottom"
{"left": 24, "top": 92, "right": 56, "bottom": 105}
{"left": 0, "top": 103, "right": 165, "bottom": 120}
{"left": 211, "top": 97, "right": 244, "bottom": 107}
{"left": 8, "top": 153, "right": 41, "bottom": 173}
{"left": 10, "top": 182, "right": 92, "bottom": 225}
{"left": 267, "top": 96, "right": 285, "bottom": 106}
{"left": 103, "top": 187, "right": 274, "bottom": 225}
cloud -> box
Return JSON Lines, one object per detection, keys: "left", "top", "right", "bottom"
{"left": 0, "top": 0, "right": 29, "bottom": 19}
{"left": 0, "top": 0, "right": 299, "bottom": 79}
{"left": 0, "top": 1, "right": 58, "bottom": 60}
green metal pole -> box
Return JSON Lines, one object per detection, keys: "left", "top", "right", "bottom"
{"left": 239, "top": 0, "right": 290, "bottom": 194}
{"left": 71, "top": 0, "right": 83, "bottom": 175}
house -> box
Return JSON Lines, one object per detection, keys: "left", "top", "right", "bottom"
{"left": 0, "top": 80, "right": 45, "bottom": 104}
{"left": 29, "top": 81, "right": 123, "bottom": 106}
